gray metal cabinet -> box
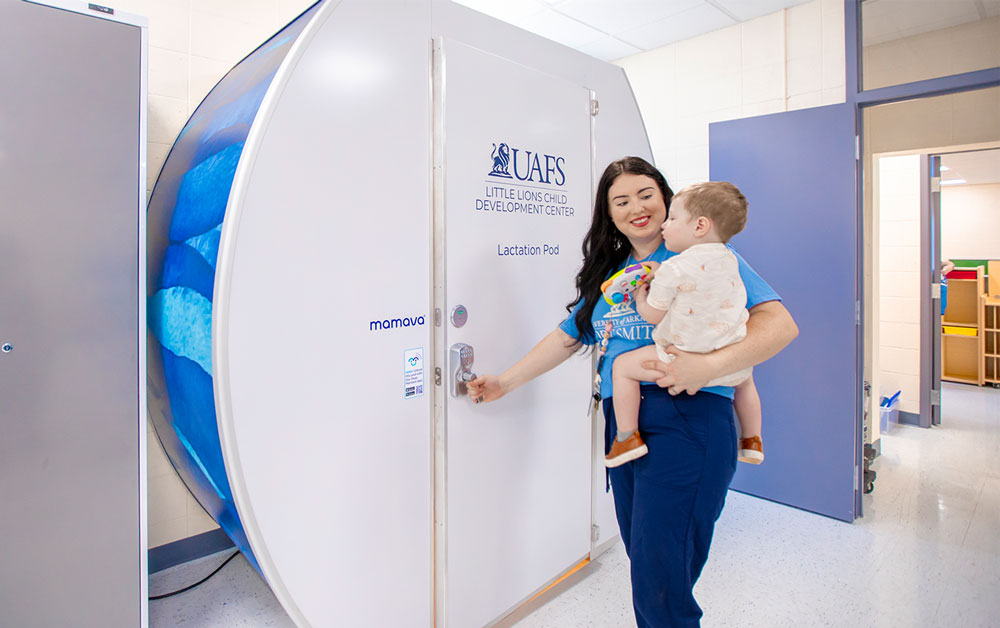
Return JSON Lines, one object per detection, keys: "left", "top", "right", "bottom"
{"left": 0, "top": 1, "right": 147, "bottom": 626}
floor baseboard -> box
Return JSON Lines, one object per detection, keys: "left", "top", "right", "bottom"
{"left": 149, "top": 528, "right": 235, "bottom": 574}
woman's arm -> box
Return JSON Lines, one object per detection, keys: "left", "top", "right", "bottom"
{"left": 642, "top": 300, "right": 798, "bottom": 395}
{"left": 466, "top": 327, "right": 581, "bottom": 403}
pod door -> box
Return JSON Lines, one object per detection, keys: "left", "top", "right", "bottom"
{"left": 433, "top": 38, "right": 595, "bottom": 628}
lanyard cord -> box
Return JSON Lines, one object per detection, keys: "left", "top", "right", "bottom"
{"left": 591, "top": 321, "right": 613, "bottom": 413}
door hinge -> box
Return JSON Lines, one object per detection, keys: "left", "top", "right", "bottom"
{"left": 434, "top": 367, "right": 442, "bottom": 386}
{"left": 931, "top": 283, "right": 941, "bottom": 299}
{"left": 855, "top": 135, "right": 860, "bottom": 161}
{"left": 591, "top": 99, "right": 599, "bottom": 116}
{"left": 434, "top": 308, "right": 442, "bottom": 327}
{"left": 931, "top": 176, "right": 941, "bottom": 193}
{"left": 855, "top": 300, "right": 861, "bottom": 325}
{"left": 591, "top": 524, "right": 600, "bottom": 543}
{"left": 853, "top": 464, "right": 859, "bottom": 487}
{"left": 930, "top": 389, "right": 941, "bottom": 406}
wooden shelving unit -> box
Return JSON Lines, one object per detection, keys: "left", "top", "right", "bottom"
{"left": 985, "top": 261, "right": 1000, "bottom": 387}
{"left": 942, "top": 265, "right": 985, "bottom": 385}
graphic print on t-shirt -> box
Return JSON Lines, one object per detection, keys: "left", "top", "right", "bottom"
{"left": 595, "top": 298, "right": 654, "bottom": 344}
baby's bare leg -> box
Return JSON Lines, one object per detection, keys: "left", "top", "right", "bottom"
{"left": 612, "top": 345, "right": 666, "bottom": 434}
{"left": 733, "top": 375, "right": 761, "bottom": 438}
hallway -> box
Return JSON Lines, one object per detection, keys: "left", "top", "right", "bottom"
{"left": 509, "top": 382, "right": 1000, "bottom": 627}
{"left": 150, "top": 383, "right": 1000, "bottom": 627}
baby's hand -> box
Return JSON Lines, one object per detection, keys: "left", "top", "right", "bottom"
{"left": 634, "top": 282, "right": 650, "bottom": 302}
{"left": 643, "top": 260, "right": 661, "bottom": 275}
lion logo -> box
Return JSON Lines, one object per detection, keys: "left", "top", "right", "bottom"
{"left": 489, "top": 142, "right": 512, "bottom": 178}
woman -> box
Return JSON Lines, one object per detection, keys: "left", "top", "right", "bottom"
{"left": 467, "top": 157, "right": 797, "bottom": 627}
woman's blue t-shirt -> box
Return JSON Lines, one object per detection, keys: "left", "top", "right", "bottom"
{"left": 559, "top": 242, "right": 780, "bottom": 400}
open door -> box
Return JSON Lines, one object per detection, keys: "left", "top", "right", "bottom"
{"left": 710, "top": 104, "right": 859, "bottom": 522}
{"left": 924, "top": 154, "right": 943, "bottom": 425}
{"left": 433, "top": 38, "right": 595, "bottom": 627}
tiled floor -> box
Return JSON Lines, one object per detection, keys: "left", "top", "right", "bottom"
{"left": 149, "top": 383, "right": 1000, "bottom": 627}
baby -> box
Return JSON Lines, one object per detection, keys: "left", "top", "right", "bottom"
{"left": 605, "top": 181, "right": 764, "bottom": 468}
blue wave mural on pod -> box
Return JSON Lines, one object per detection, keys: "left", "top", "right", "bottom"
{"left": 146, "top": 3, "right": 321, "bottom": 569}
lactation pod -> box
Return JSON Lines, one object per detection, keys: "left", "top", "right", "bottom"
{"left": 145, "top": 1, "right": 651, "bottom": 626}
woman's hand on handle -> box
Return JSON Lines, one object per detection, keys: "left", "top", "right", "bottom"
{"left": 467, "top": 374, "right": 505, "bottom": 404}
{"left": 465, "top": 327, "right": 581, "bottom": 405}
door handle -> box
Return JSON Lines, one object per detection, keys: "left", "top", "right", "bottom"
{"left": 450, "top": 343, "right": 477, "bottom": 398}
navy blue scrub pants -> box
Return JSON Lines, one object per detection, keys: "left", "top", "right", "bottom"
{"left": 604, "top": 387, "right": 738, "bottom": 628}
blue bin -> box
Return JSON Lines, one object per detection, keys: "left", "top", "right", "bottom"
{"left": 880, "top": 391, "right": 900, "bottom": 433}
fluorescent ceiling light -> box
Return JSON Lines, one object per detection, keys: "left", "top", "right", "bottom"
{"left": 940, "top": 179, "right": 967, "bottom": 185}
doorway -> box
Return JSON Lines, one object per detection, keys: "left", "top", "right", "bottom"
{"left": 863, "top": 86, "right": 1000, "bottom": 475}
{"left": 938, "top": 149, "right": 1000, "bottom": 391}
{"left": 851, "top": 0, "right": 1000, "bottom": 509}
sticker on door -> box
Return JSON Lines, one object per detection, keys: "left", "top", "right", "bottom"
{"left": 403, "top": 347, "right": 424, "bottom": 399}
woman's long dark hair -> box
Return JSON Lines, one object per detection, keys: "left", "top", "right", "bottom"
{"left": 566, "top": 156, "right": 674, "bottom": 346}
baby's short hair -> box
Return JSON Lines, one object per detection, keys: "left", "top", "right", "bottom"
{"left": 672, "top": 181, "right": 748, "bottom": 242}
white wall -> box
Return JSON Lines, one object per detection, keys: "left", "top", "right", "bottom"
{"left": 110, "top": 0, "right": 316, "bottom": 549}
{"left": 942, "top": 184, "right": 1000, "bottom": 261}
{"left": 616, "top": 0, "right": 845, "bottom": 190}
{"left": 875, "top": 155, "right": 921, "bottom": 416}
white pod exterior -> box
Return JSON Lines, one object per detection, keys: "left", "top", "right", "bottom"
{"left": 148, "top": 1, "right": 652, "bottom": 626}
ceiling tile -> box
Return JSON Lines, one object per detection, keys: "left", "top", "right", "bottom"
{"left": 713, "top": 0, "right": 811, "bottom": 22}
{"left": 455, "top": 0, "right": 826, "bottom": 61}
{"left": 449, "top": 0, "right": 549, "bottom": 24}
{"left": 618, "top": 3, "right": 736, "bottom": 50}
{"left": 576, "top": 35, "right": 644, "bottom": 62}
{"left": 552, "top": 0, "right": 704, "bottom": 36}
{"left": 516, "top": 8, "right": 611, "bottom": 47}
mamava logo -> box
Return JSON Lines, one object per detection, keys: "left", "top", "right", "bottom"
{"left": 408, "top": 356, "right": 420, "bottom": 366}
{"left": 370, "top": 315, "right": 426, "bottom": 331}
{"left": 488, "top": 141, "right": 566, "bottom": 186}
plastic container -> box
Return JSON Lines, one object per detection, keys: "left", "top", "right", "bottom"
{"left": 880, "top": 391, "right": 901, "bottom": 433}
